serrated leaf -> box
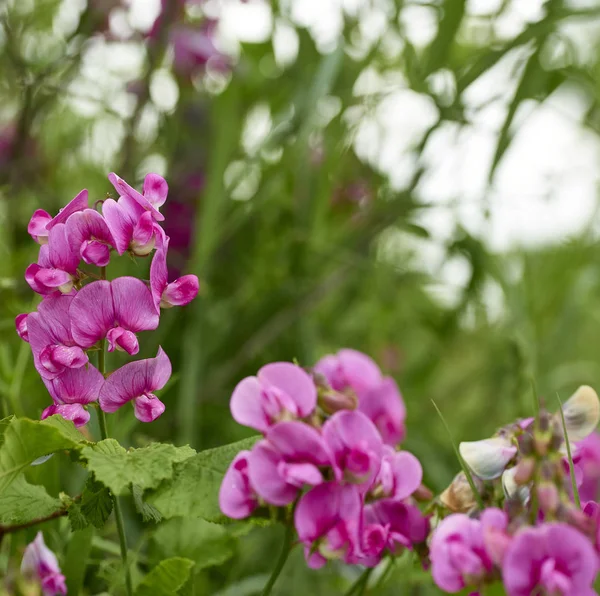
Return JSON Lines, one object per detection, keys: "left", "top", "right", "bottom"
{"left": 81, "top": 440, "right": 195, "bottom": 496}
{"left": 147, "top": 437, "right": 259, "bottom": 522}
{"left": 80, "top": 478, "right": 113, "bottom": 528}
{"left": 0, "top": 416, "right": 85, "bottom": 492}
{"left": 135, "top": 557, "right": 194, "bottom": 596}
{"left": 153, "top": 518, "right": 235, "bottom": 571}
{"left": 132, "top": 484, "right": 162, "bottom": 524}
{"left": 68, "top": 502, "right": 89, "bottom": 531}
{"left": 0, "top": 474, "right": 62, "bottom": 525}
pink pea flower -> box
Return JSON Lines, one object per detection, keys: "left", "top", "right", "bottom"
{"left": 314, "top": 349, "right": 406, "bottom": 446}
{"left": 27, "top": 189, "right": 88, "bottom": 245}
{"left": 322, "top": 410, "right": 383, "bottom": 489}
{"left": 25, "top": 224, "right": 80, "bottom": 295}
{"left": 219, "top": 450, "right": 259, "bottom": 519}
{"left": 360, "top": 500, "right": 429, "bottom": 566}
{"left": 21, "top": 532, "right": 67, "bottom": 596}
{"left": 575, "top": 432, "right": 600, "bottom": 503}
{"left": 66, "top": 208, "right": 115, "bottom": 267}
{"left": 503, "top": 523, "right": 597, "bottom": 596}
{"left": 294, "top": 482, "right": 362, "bottom": 569}
{"left": 171, "top": 22, "right": 230, "bottom": 76}
{"left": 247, "top": 421, "right": 331, "bottom": 506}
{"left": 430, "top": 509, "right": 507, "bottom": 593}
{"left": 15, "top": 313, "right": 29, "bottom": 342}
{"left": 27, "top": 295, "right": 88, "bottom": 380}
{"left": 149, "top": 234, "right": 199, "bottom": 312}
{"left": 582, "top": 501, "right": 600, "bottom": 557}
{"left": 42, "top": 403, "right": 91, "bottom": 427}
{"left": 99, "top": 346, "right": 171, "bottom": 422}
{"left": 230, "top": 362, "right": 317, "bottom": 433}
{"left": 370, "top": 445, "right": 422, "bottom": 500}
{"left": 70, "top": 278, "right": 159, "bottom": 355}
{"left": 108, "top": 172, "right": 167, "bottom": 222}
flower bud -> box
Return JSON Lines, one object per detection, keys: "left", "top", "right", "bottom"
{"left": 502, "top": 467, "right": 530, "bottom": 503}
{"left": 459, "top": 437, "right": 517, "bottom": 480}
{"left": 556, "top": 386, "right": 600, "bottom": 442}
{"left": 537, "top": 482, "right": 559, "bottom": 515}
{"left": 518, "top": 431, "right": 534, "bottom": 456}
{"left": 440, "top": 471, "right": 483, "bottom": 513}
{"left": 413, "top": 483, "right": 434, "bottom": 502}
{"left": 513, "top": 457, "right": 536, "bottom": 485}
{"left": 318, "top": 388, "right": 358, "bottom": 414}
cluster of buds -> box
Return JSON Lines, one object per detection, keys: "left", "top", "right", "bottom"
{"left": 430, "top": 386, "right": 600, "bottom": 595}
{"left": 219, "top": 349, "right": 430, "bottom": 569}
{"left": 16, "top": 172, "right": 199, "bottom": 425}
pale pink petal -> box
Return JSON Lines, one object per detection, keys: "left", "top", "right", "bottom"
{"left": 134, "top": 394, "right": 166, "bottom": 422}
{"left": 143, "top": 173, "right": 168, "bottom": 208}
{"left": 266, "top": 421, "right": 331, "bottom": 466}
{"left": 102, "top": 198, "right": 133, "bottom": 254}
{"left": 70, "top": 280, "right": 115, "bottom": 348}
{"left": 358, "top": 377, "right": 406, "bottom": 446}
{"left": 247, "top": 441, "right": 298, "bottom": 506}
{"left": 15, "top": 314, "right": 29, "bottom": 342}
{"left": 230, "top": 376, "right": 269, "bottom": 432}
{"left": 44, "top": 364, "right": 103, "bottom": 405}
{"left": 258, "top": 362, "right": 317, "bottom": 418}
{"left": 111, "top": 277, "right": 159, "bottom": 332}
{"left": 219, "top": 451, "right": 258, "bottom": 519}
{"left": 338, "top": 349, "right": 382, "bottom": 392}
{"left": 42, "top": 403, "right": 90, "bottom": 427}
{"left": 46, "top": 189, "right": 88, "bottom": 229}
{"left": 28, "top": 210, "right": 52, "bottom": 243}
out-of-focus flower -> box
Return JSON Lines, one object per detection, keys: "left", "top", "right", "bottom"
{"left": 440, "top": 471, "right": 483, "bottom": 513}
{"left": 70, "top": 278, "right": 159, "bottom": 355}
{"left": 370, "top": 445, "right": 422, "bottom": 501}
{"left": 575, "top": 432, "right": 600, "bottom": 503}
{"left": 42, "top": 403, "right": 91, "bottom": 427}
{"left": 99, "top": 346, "right": 171, "bottom": 422}
{"left": 459, "top": 437, "right": 518, "bottom": 481}
{"left": 230, "top": 362, "right": 317, "bottom": 433}
{"left": 219, "top": 450, "right": 259, "bottom": 519}
{"left": 15, "top": 313, "right": 29, "bottom": 342}
{"left": 171, "top": 21, "right": 230, "bottom": 76}
{"left": 21, "top": 532, "right": 67, "bottom": 596}
{"left": 503, "top": 523, "right": 597, "bottom": 596}
{"left": 294, "top": 482, "right": 362, "bottom": 569}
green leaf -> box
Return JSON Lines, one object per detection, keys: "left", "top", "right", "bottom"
{"left": 0, "top": 416, "right": 85, "bottom": 492}
{"left": 81, "top": 440, "right": 195, "bottom": 496}
{"left": 153, "top": 518, "right": 236, "bottom": 571}
{"left": 0, "top": 474, "right": 62, "bottom": 525}
{"left": 147, "top": 436, "right": 259, "bottom": 522}
{"left": 64, "top": 527, "right": 94, "bottom": 595}
{"left": 80, "top": 478, "right": 113, "bottom": 529}
{"left": 132, "top": 484, "right": 162, "bottom": 524}
{"left": 135, "top": 557, "right": 195, "bottom": 596}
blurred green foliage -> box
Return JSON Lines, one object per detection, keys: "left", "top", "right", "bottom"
{"left": 2, "top": 0, "right": 600, "bottom": 593}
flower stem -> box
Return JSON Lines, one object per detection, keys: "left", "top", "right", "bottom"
{"left": 260, "top": 524, "right": 294, "bottom": 596}
{"left": 344, "top": 567, "right": 374, "bottom": 596}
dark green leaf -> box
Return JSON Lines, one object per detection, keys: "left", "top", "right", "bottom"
{"left": 135, "top": 557, "right": 195, "bottom": 596}
{"left": 132, "top": 484, "right": 163, "bottom": 524}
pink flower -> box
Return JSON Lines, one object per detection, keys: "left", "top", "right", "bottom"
{"left": 219, "top": 450, "right": 259, "bottom": 519}
{"left": 99, "top": 346, "right": 171, "bottom": 422}
{"left": 66, "top": 208, "right": 115, "bottom": 267}
{"left": 360, "top": 500, "right": 429, "bottom": 565}
{"left": 247, "top": 421, "right": 331, "bottom": 506}
{"left": 42, "top": 364, "right": 104, "bottom": 410}
{"left": 294, "top": 482, "right": 362, "bottom": 569}
{"left": 27, "top": 189, "right": 88, "bottom": 245}
{"left": 25, "top": 224, "right": 80, "bottom": 295}
{"left": 108, "top": 172, "right": 167, "bottom": 222}
{"left": 15, "top": 313, "right": 29, "bottom": 341}
{"left": 171, "top": 23, "right": 229, "bottom": 76}
{"left": 149, "top": 234, "right": 199, "bottom": 311}
{"left": 21, "top": 532, "right": 67, "bottom": 596}
{"left": 430, "top": 509, "right": 507, "bottom": 593}
{"left": 230, "top": 362, "right": 317, "bottom": 433}
{"left": 575, "top": 432, "right": 600, "bottom": 503}
{"left": 322, "top": 410, "right": 383, "bottom": 489}
{"left": 370, "top": 445, "right": 422, "bottom": 501}
{"left": 314, "top": 349, "right": 406, "bottom": 446}
{"left": 503, "top": 523, "right": 597, "bottom": 596}
{"left": 42, "top": 403, "right": 90, "bottom": 427}
{"left": 27, "top": 295, "right": 88, "bottom": 379}
{"left": 70, "top": 278, "right": 159, "bottom": 355}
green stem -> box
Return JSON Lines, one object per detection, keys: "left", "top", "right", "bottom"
{"left": 344, "top": 567, "right": 374, "bottom": 596}
{"left": 260, "top": 525, "right": 293, "bottom": 596}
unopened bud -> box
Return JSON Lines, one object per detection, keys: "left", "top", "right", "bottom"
{"left": 413, "top": 484, "right": 434, "bottom": 502}
{"left": 318, "top": 389, "right": 357, "bottom": 414}
{"left": 518, "top": 432, "right": 534, "bottom": 456}
{"left": 513, "top": 457, "right": 536, "bottom": 485}
{"left": 502, "top": 467, "right": 530, "bottom": 503}
{"left": 537, "top": 483, "right": 559, "bottom": 515}
{"left": 440, "top": 471, "right": 483, "bottom": 513}
{"left": 565, "top": 506, "right": 595, "bottom": 536}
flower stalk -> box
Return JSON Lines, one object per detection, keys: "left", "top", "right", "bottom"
{"left": 260, "top": 524, "right": 294, "bottom": 596}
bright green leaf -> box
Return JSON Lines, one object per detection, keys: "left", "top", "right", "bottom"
{"left": 147, "top": 436, "right": 259, "bottom": 522}
{"left": 0, "top": 474, "right": 62, "bottom": 525}
{"left": 132, "top": 484, "right": 162, "bottom": 524}
{"left": 135, "top": 557, "right": 195, "bottom": 596}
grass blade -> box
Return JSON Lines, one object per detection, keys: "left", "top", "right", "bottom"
{"left": 557, "top": 393, "right": 580, "bottom": 509}
{"left": 431, "top": 400, "right": 484, "bottom": 510}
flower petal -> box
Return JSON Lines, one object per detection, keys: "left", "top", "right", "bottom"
{"left": 46, "top": 189, "right": 88, "bottom": 229}
{"left": 149, "top": 235, "right": 169, "bottom": 312}
{"left": 28, "top": 210, "right": 52, "bottom": 243}
{"left": 111, "top": 277, "right": 160, "bottom": 332}
{"left": 358, "top": 377, "right": 406, "bottom": 446}
{"left": 338, "top": 349, "right": 382, "bottom": 392}
{"left": 41, "top": 403, "right": 90, "bottom": 427}
{"left": 70, "top": 280, "right": 115, "bottom": 348}
{"left": 47, "top": 223, "right": 79, "bottom": 273}
{"left": 15, "top": 313, "right": 29, "bottom": 342}
{"left": 108, "top": 172, "right": 164, "bottom": 221}
{"left": 219, "top": 451, "right": 258, "bottom": 520}
{"left": 133, "top": 394, "right": 166, "bottom": 422}
{"left": 558, "top": 386, "right": 600, "bottom": 442}
{"left": 143, "top": 173, "right": 169, "bottom": 208}
{"left": 258, "top": 362, "right": 317, "bottom": 418}
{"left": 162, "top": 276, "right": 199, "bottom": 308}
{"left": 388, "top": 450, "right": 423, "bottom": 500}
{"left": 266, "top": 421, "right": 331, "bottom": 466}
{"left": 459, "top": 437, "right": 517, "bottom": 480}
{"left": 44, "top": 364, "right": 104, "bottom": 405}
{"left": 230, "top": 376, "right": 268, "bottom": 432}
{"left": 102, "top": 198, "right": 133, "bottom": 254}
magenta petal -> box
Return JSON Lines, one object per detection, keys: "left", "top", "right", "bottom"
{"left": 34, "top": 268, "right": 72, "bottom": 291}
{"left": 81, "top": 240, "right": 111, "bottom": 267}
{"left": 102, "top": 198, "right": 133, "bottom": 254}
{"left": 42, "top": 403, "right": 90, "bottom": 427}
{"left": 338, "top": 349, "right": 382, "bottom": 392}
{"left": 162, "top": 276, "right": 199, "bottom": 308}
{"left": 46, "top": 189, "right": 89, "bottom": 230}
{"left": 28, "top": 210, "right": 52, "bottom": 243}
{"left": 143, "top": 173, "right": 169, "bottom": 208}
{"left": 266, "top": 421, "right": 331, "bottom": 466}
{"left": 48, "top": 224, "right": 79, "bottom": 273}
{"left": 258, "top": 362, "right": 317, "bottom": 418}
{"left": 230, "top": 376, "right": 269, "bottom": 433}
{"left": 44, "top": 365, "right": 104, "bottom": 405}
{"left": 15, "top": 314, "right": 29, "bottom": 342}
{"left": 134, "top": 394, "right": 166, "bottom": 422}
{"left": 358, "top": 377, "right": 406, "bottom": 446}
{"left": 106, "top": 327, "right": 139, "bottom": 355}
{"left": 247, "top": 441, "right": 298, "bottom": 506}
{"left": 150, "top": 237, "right": 169, "bottom": 311}
{"left": 111, "top": 277, "right": 159, "bottom": 332}
{"left": 108, "top": 172, "right": 164, "bottom": 221}
{"left": 37, "top": 295, "right": 76, "bottom": 342}
{"left": 70, "top": 280, "right": 115, "bottom": 348}
{"left": 21, "top": 532, "right": 67, "bottom": 595}
{"left": 219, "top": 451, "right": 258, "bottom": 520}
{"left": 99, "top": 346, "right": 171, "bottom": 413}
{"left": 389, "top": 450, "right": 423, "bottom": 500}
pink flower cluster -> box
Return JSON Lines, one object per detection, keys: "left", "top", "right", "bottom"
{"left": 16, "top": 172, "right": 199, "bottom": 425}
{"left": 21, "top": 532, "right": 67, "bottom": 596}
{"left": 219, "top": 349, "right": 429, "bottom": 569}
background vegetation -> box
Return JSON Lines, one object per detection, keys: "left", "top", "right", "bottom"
{"left": 2, "top": 0, "right": 600, "bottom": 593}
